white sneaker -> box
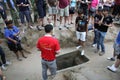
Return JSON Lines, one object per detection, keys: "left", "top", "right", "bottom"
{"left": 81, "top": 50, "right": 85, "bottom": 55}
{"left": 59, "top": 25, "right": 62, "bottom": 30}
{"left": 1, "top": 65, "right": 7, "bottom": 71}
{"left": 5, "top": 61, "right": 12, "bottom": 65}
{"left": 29, "top": 25, "right": 34, "bottom": 29}
{"left": 76, "top": 46, "right": 81, "bottom": 49}
{"left": 107, "top": 64, "right": 117, "bottom": 72}
{"left": 92, "top": 44, "right": 96, "bottom": 47}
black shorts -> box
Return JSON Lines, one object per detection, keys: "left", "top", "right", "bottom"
{"left": 117, "top": 54, "right": 120, "bottom": 59}
{"left": 37, "top": 5, "right": 46, "bottom": 18}
{"left": 112, "top": 5, "right": 120, "bottom": 16}
{"left": 8, "top": 43, "right": 23, "bottom": 53}
{"left": 89, "top": 7, "right": 96, "bottom": 17}
{"left": 69, "top": 7, "right": 75, "bottom": 14}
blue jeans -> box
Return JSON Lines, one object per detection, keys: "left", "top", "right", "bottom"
{"left": 42, "top": 59, "right": 57, "bottom": 80}
{"left": 0, "top": 46, "right": 6, "bottom": 66}
{"left": 93, "top": 29, "right": 99, "bottom": 44}
{"left": 97, "top": 31, "right": 106, "bottom": 52}
{"left": 19, "top": 10, "right": 31, "bottom": 24}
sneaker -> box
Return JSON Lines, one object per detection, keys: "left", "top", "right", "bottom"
{"left": 64, "top": 24, "right": 69, "bottom": 29}
{"left": 76, "top": 46, "right": 81, "bottom": 49}
{"left": 1, "top": 65, "right": 7, "bottom": 71}
{"left": 36, "top": 26, "right": 42, "bottom": 31}
{"left": 59, "top": 25, "right": 62, "bottom": 30}
{"left": 92, "top": 44, "right": 96, "bottom": 47}
{"left": 5, "top": 61, "right": 12, "bottom": 66}
{"left": 107, "top": 57, "right": 115, "bottom": 61}
{"left": 23, "top": 56, "right": 27, "bottom": 58}
{"left": 94, "top": 49, "right": 100, "bottom": 53}
{"left": 81, "top": 50, "right": 85, "bottom": 55}
{"left": 29, "top": 25, "right": 34, "bottom": 29}
{"left": 17, "top": 58, "right": 22, "bottom": 61}
{"left": 107, "top": 65, "right": 117, "bottom": 72}
{"left": 59, "top": 27, "right": 62, "bottom": 30}
{"left": 99, "top": 52, "right": 105, "bottom": 56}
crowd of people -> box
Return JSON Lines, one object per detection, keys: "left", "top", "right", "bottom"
{"left": 0, "top": 0, "right": 120, "bottom": 80}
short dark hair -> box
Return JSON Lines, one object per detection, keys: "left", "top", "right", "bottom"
{"left": 44, "top": 24, "right": 53, "bottom": 33}
{"left": 78, "top": 9, "right": 83, "bottom": 14}
{"left": 98, "top": 7, "right": 103, "bottom": 12}
{"left": 103, "top": 8, "right": 109, "bottom": 12}
{"left": 5, "top": 20, "right": 13, "bottom": 25}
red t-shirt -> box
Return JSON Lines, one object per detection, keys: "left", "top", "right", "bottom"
{"left": 115, "top": 0, "right": 120, "bottom": 5}
{"left": 59, "top": 0, "right": 70, "bottom": 8}
{"left": 37, "top": 35, "right": 60, "bottom": 60}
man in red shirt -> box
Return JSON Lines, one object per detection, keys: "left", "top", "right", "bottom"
{"left": 37, "top": 24, "right": 60, "bottom": 80}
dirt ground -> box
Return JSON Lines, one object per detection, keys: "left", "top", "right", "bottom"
{"left": 1, "top": 14, "right": 120, "bottom": 80}
{"left": 3, "top": 42, "right": 120, "bottom": 80}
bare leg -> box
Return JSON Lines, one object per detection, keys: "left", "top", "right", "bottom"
{"left": 41, "top": 18, "right": 44, "bottom": 26}
{"left": 60, "top": 16, "right": 63, "bottom": 25}
{"left": 71, "top": 14, "right": 74, "bottom": 24}
{"left": 65, "top": 16, "right": 69, "bottom": 25}
{"left": 13, "top": 51, "right": 22, "bottom": 61}
{"left": 80, "top": 40, "right": 85, "bottom": 55}
{"left": 115, "top": 59, "right": 120, "bottom": 68}
{"left": 20, "top": 50, "right": 27, "bottom": 58}
{"left": 53, "top": 14, "right": 56, "bottom": 27}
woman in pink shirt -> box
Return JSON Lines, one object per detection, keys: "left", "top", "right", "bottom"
{"left": 89, "top": 0, "right": 99, "bottom": 16}
{"left": 91, "top": 0, "right": 99, "bottom": 8}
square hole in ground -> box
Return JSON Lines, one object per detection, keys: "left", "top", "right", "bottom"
{"left": 56, "top": 50, "right": 89, "bottom": 70}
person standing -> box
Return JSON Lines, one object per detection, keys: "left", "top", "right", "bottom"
{"left": 69, "top": 0, "right": 77, "bottom": 24}
{"left": 92, "top": 8, "right": 103, "bottom": 47}
{"left": 112, "top": 0, "right": 120, "bottom": 23}
{"left": 75, "top": 9, "right": 88, "bottom": 55}
{"left": 16, "top": 0, "right": 33, "bottom": 31}
{"left": 4, "top": 20, "right": 27, "bottom": 61}
{"left": 35, "top": 0, "right": 46, "bottom": 28}
{"left": 37, "top": 24, "right": 60, "bottom": 80}
{"left": 58, "top": 0, "right": 70, "bottom": 30}
{"left": 107, "top": 31, "right": 120, "bottom": 61}
{"left": 95, "top": 8, "right": 113, "bottom": 56}
{"left": 47, "top": 0, "right": 58, "bottom": 27}
{"left": 107, "top": 31, "right": 120, "bottom": 72}
{"left": 0, "top": 0, "right": 7, "bottom": 22}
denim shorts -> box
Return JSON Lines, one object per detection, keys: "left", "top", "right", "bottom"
{"left": 113, "top": 41, "right": 120, "bottom": 55}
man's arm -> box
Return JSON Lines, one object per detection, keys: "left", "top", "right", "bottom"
{"left": 6, "top": 37, "right": 17, "bottom": 44}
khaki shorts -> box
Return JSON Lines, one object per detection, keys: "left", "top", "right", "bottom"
{"left": 59, "top": 5, "right": 69, "bottom": 17}
{"left": 48, "top": 7, "right": 58, "bottom": 15}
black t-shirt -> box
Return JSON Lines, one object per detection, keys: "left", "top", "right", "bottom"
{"left": 75, "top": 16, "right": 87, "bottom": 32}
{"left": 16, "top": 0, "right": 29, "bottom": 11}
{"left": 99, "top": 15, "right": 113, "bottom": 32}
{"left": 94, "top": 14, "right": 102, "bottom": 29}
{"left": 81, "top": 0, "right": 91, "bottom": 7}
